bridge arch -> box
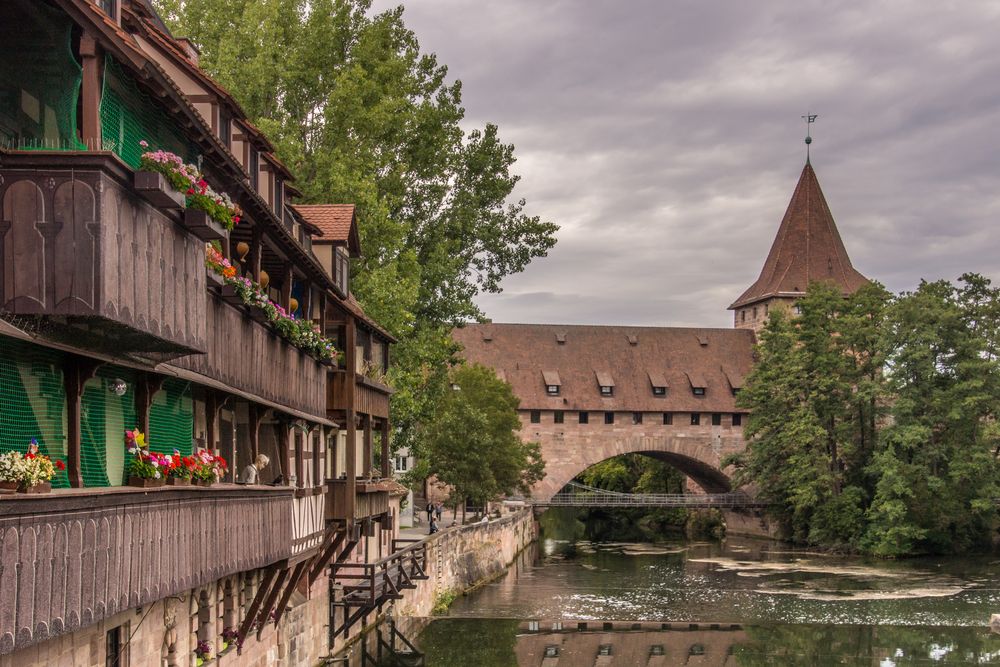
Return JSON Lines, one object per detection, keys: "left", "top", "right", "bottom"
{"left": 531, "top": 432, "right": 742, "bottom": 502}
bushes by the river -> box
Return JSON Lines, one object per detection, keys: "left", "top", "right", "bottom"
{"left": 685, "top": 509, "right": 725, "bottom": 540}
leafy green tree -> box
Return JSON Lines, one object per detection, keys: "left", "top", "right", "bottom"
{"left": 424, "top": 364, "right": 544, "bottom": 512}
{"left": 153, "top": 0, "right": 558, "bottom": 462}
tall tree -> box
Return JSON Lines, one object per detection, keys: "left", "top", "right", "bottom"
{"left": 153, "top": 0, "right": 558, "bottom": 459}
{"left": 423, "top": 364, "right": 545, "bottom": 512}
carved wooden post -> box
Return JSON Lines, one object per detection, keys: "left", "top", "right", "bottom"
{"left": 248, "top": 404, "right": 264, "bottom": 461}
{"left": 134, "top": 373, "right": 164, "bottom": 436}
{"left": 380, "top": 418, "right": 391, "bottom": 479}
{"left": 345, "top": 315, "right": 357, "bottom": 519}
{"left": 80, "top": 34, "right": 102, "bottom": 149}
{"left": 63, "top": 356, "right": 101, "bottom": 488}
{"left": 280, "top": 263, "right": 293, "bottom": 311}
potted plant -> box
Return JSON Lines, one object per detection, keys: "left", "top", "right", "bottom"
{"left": 191, "top": 448, "right": 228, "bottom": 487}
{"left": 17, "top": 439, "right": 64, "bottom": 493}
{"left": 194, "top": 639, "right": 212, "bottom": 666}
{"left": 166, "top": 449, "right": 196, "bottom": 486}
{"left": 221, "top": 627, "right": 238, "bottom": 653}
{"left": 0, "top": 451, "right": 23, "bottom": 493}
{"left": 124, "top": 429, "right": 168, "bottom": 487}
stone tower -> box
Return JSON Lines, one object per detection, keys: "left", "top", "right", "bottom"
{"left": 729, "top": 162, "right": 868, "bottom": 331}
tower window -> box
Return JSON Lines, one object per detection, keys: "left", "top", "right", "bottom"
{"left": 741, "top": 310, "right": 746, "bottom": 322}
{"left": 554, "top": 411, "right": 564, "bottom": 424}
{"left": 579, "top": 411, "right": 589, "bottom": 424}
{"left": 604, "top": 412, "right": 614, "bottom": 425}
{"left": 693, "top": 387, "right": 706, "bottom": 396}
{"left": 652, "top": 386, "right": 666, "bottom": 396}
{"left": 691, "top": 413, "right": 701, "bottom": 426}
{"left": 546, "top": 385, "right": 560, "bottom": 396}
{"left": 712, "top": 413, "right": 722, "bottom": 426}
{"left": 752, "top": 306, "right": 758, "bottom": 319}
{"left": 600, "top": 385, "right": 613, "bottom": 397}
{"left": 530, "top": 410, "right": 540, "bottom": 424}
{"left": 732, "top": 413, "right": 743, "bottom": 426}
{"left": 663, "top": 412, "right": 673, "bottom": 425}
{"left": 632, "top": 412, "right": 642, "bottom": 425}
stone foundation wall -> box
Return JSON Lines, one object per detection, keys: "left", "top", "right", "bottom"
{"left": 395, "top": 508, "right": 536, "bottom": 618}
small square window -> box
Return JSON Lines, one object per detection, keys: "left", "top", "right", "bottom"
{"left": 712, "top": 413, "right": 721, "bottom": 426}
{"left": 733, "top": 413, "right": 742, "bottom": 426}
{"left": 554, "top": 411, "right": 564, "bottom": 424}
{"left": 579, "top": 411, "right": 589, "bottom": 424}
{"left": 598, "top": 644, "right": 612, "bottom": 656}
{"left": 600, "top": 385, "right": 613, "bottom": 396}
{"left": 530, "top": 410, "right": 540, "bottom": 424}
{"left": 650, "top": 645, "right": 665, "bottom": 656}
{"left": 604, "top": 411, "right": 614, "bottom": 425}
{"left": 663, "top": 412, "right": 673, "bottom": 425}
{"left": 652, "top": 386, "right": 666, "bottom": 396}
{"left": 544, "top": 645, "right": 560, "bottom": 658}
{"left": 693, "top": 387, "right": 706, "bottom": 396}
{"left": 528, "top": 621, "right": 539, "bottom": 631}
{"left": 691, "top": 413, "right": 701, "bottom": 426}
{"left": 546, "top": 385, "right": 560, "bottom": 396}
{"left": 632, "top": 412, "right": 642, "bottom": 425}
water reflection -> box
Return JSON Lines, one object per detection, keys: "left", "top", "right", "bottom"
{"left": 334, "top": 617, "right": 1000, "bottom": 666}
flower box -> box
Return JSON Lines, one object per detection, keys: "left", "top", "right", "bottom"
{"left": 249, "top": 306, "right": 271, "bottom": 325}
{"left": 192, "top": 478, "right": 215, "bottom": 488}
{"left": 167, "top": 477, "right": 191, "bottom": 486}
{"left": 220, "top": 283, "right": 244, "bottom": 307}
{"left": 206, "top": 270, "right": 224, "bottom": 292}
{"left": 128, "top": 476, "right": 165, "bottom": 488}
{"left": 134, "top": 171, "right": 186, "bottom": 209}
{"left": 19, "top": 481, "right": 52, "bottom": 494}
{"left": 184, "top": 209, "right": 229, "bottom": 242}
{"left": 0, "top": 480, "right": 18, "bottom": 494}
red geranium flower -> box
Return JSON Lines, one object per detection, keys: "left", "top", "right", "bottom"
{"left": 55, "top": 460, "right": 66, "bottom": 471}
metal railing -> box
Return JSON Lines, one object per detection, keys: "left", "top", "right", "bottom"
{"left": 531, "top": 481, "right": 765, "bottom": 509}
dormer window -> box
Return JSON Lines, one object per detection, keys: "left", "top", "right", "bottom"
{"left": 693, "top": 387, "right": 706, "bottom": 396}
{"left": 686, "top": 371, "right": 707, "bottom": 397}
{"left": 595, "top": 371, "right": 614, "bottom": 397}
{"left": 543, "top": 371, "right": 561, "bottom": 396}
{"left": 648, "top": 371, "right": 668, "bottom": 397}
{"left": 99, "top": 0, "right": 118, "bottom": 19}
{"left": 653, "top": 386, "right": 666, "bottom": 396}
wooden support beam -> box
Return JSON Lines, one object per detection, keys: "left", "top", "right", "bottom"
{"left": 345, "top": 316, "right": 357, "bottom": 518}
{"left": 63, "top": 357, "right": 102, "bottom": 488}
{"left": 134, "top": 373, "right": 164, "bottom": 436}
{"left": 248, "top": 404, "right": 264, "bottom": 462}
{"left": 362, "top": 414, "right": 373, "bottom": 478}
{"left": 380, "top": 418, "right": 391, "bottom": 479}
{"left": 256, "top": 566, "right": 290, "bottom": 640}
{"left": 236, "top": 565, "right": 278, "bottom": 652}
{"left": 79, "top": 34, "right": 102, "bottom": 149}
{"left": 275, "top": 421, "right": 290, "bottom": 484}
{"left": 250, "top": 226, "right": 263, "bottom": 282}
{"left": 272, "top": 561, "right": 308, "bottom": 626}
{"left": 204, "top": 390, "right": 220, "bottom": 453}
{"left": 280, "top": 263, "right": 293, "bottom": 311}
{"left": 308, "top": 528, "right": 347, "bottom": 586}
{"left": 294, "top": 428, "right": 304, "bottom": 488}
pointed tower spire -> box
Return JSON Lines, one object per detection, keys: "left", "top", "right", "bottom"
{"left": 729, "top": 162, "right": 869, "bottom": 330}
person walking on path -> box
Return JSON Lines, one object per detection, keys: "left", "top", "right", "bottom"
{"left": 426, "top": 501, "right": 434, "bottom": 524}
{"left": 435, "top": 502, "right": 443, "bottom": 522}
{"left": 429, "top": 517, "right": 438, "bottom": 535}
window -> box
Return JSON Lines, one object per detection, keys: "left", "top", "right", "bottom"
{"left": 732, "top": 413, "right": 743, "bottom": 427}
{"left": 604, "top": 411, "right": 614, "bottom": 425}
{"left": 731, "top": 387, "right": 740, "bottom": 397}
{"left": 395, "top": 455, "right": 409, "bottom": 472}
{"left": 552, "top": 621, "right": 563, "bottom": 630}
{"left": 693, "top": 387, "right": 706, "bottom": 396}
{"left": 752, "top": 306, "right": 758, "bottom": 319}
{"left": 600, "top": 385, "right": 613, "bottom": 396}
{"left": 741, "top": 310, "right": 746, "bottom": 323}
{"left": 579, "top": 411, "right": 589, "bottom": 424}
{"left": 598, "top": 645, "right": 613, "bottom": 656}
{"left": 691, "top": 413, "right": 701, "bottom": 426}
{"left": 99, "top": 0, "right": 118, "bottom": 18}
{"left": 219, "top": 108, "right": 231, "bottom": 147}
{"left": 544, "top": 646, "right": 560, "bottom": 658}
{"left": 663, "top": 412, "right": 673, "bottom": 425}
{"left": 764, "top": 303, "right": 769, "bottom": 315}
{"left": 650, "top": 645, "right": 665, "bottom": 656}
{"left": 105, "top": 624, "right": 127, "bottom": 667}
{"left": 528, "top": 621, "right": 539, "bottom": 631}
{"left": 530, "top": 410, "right": 540, "bottom": 424}
{"left": 712, "top": 413, "right": 722, "bottom": 426}
{"left": 632, "top": 412, "right": 642, "bottom": 425}
{"left": 652, "top": 386, "right": 666, "bottom": 396}
{"left": 794, "top": 304, "right": 803, "bottom": 314}
{"left": 546, "top": 385, "right": 560, "bottom": 396}
{"left": 554, "top": 411, "right": 564, "bottom": 424}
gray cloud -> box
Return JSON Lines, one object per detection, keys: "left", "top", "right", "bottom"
{"left": 373, "top": 0, "right": 1000, "bottom": 327}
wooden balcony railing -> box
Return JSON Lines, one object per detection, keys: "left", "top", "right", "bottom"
{"left": 0, "top": 152, "right": 206, "bottom": 356}
{"left": 291, "top": 491, "right": 326, "bottom": 557}
{"left": 0, "top": 485, "right": 293, "bottom": 655}
{"left": 327, "top": 371, "right": 391, "bottom": 418}
{"left": 170, "top": 293, "right": 327, "bottom": 419}
{"left": 325, "top": 478, "right": 391, "bottom": 522}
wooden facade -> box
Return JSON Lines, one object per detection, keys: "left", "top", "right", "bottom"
{"left": 327, "top": 371, "right": 391, "bottom": 419}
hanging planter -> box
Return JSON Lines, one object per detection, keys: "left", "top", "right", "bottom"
{"left": 18, "top": 481, "right": 52, "bottom": 494}
{"left": 134, "top": 171, "right": 186, "bottom": 209}
{"left": 184, "top": 209, "right": 229, "bottom": 242}
{"left": 128, "top": 476, "right": 165, "bottom": 488}
{"left": 220, "top": 283, "right": 244, "bottom": 306}
{"left": 0, "top": 480, "right": 18, "bottom": 494}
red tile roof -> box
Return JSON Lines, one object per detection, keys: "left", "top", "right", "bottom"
{"left": 730, "top": 163, "right": 868, "bottom": 309}
{"left": 453, "top": 323, "right": 755, "bottom": 412}
{"left": 292, "top": 205, "right": 361, "bottom": 256}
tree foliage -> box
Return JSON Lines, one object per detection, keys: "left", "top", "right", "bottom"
{"left": 729, "top": 277, "right": 1000, "bottom": 556}
{"left": 423, "top": 364, "right": 545, "bottom": 509}
{"left": 153, "top": 0, "right": 558, "bottom": 459}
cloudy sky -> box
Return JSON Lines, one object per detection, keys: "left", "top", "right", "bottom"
{"left": 373, "top": 0, "right": 1000, "bottom": 328}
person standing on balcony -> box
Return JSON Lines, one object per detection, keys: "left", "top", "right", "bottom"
{"left": 241, "top": 454, "right": 270, "bottom": 484}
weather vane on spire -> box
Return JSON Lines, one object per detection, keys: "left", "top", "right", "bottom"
{"left": 802, "top": 113, "right": 818, "bottom": 163}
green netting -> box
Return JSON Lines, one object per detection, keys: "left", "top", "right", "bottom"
{"left": 80, "top": 366, "right": 138, "bottom": 487}
{"left": 0, "top": 337, "right": 70, "bottom": 488}
{"left": 0, "top": 0, "right": 84, "bottom": 150}
{"left": 100, "top": 56, "right": 197, "bottom": 168}
{"left": 149, "top": 378, "right": 194, "bottom": 457}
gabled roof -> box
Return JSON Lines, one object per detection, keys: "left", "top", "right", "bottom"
{"left": 730, "top": 163, "right": 868, "bottom": 309}
{"left": 292, "top": 204, "right": 362, "bottom": 257}
{"left": 454, "top": 324, "right": 755, "bottom": 412}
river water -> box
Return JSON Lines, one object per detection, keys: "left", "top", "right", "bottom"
{"left": 337, "top": 511, "right": 1000, "bottom": 665}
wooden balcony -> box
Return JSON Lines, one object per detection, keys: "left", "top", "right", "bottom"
{"left": 0, "top": 152, "right": 206, "bottom": 357}
{"left": 169, "top": 293, "right": 328, "bottom": 419}
{"left": 0, "top": 485, "right": 293, "bottom": 654}
{"left": 325, "top": 478, "right": 391, "bottom": 522}
{"left": 291, "top": 491, "right": 326, "bottom": 557}
{"left": 327, "top": 370, "right": 391, "bottom": 418}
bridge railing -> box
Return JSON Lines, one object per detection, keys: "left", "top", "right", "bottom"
{"left": 529, "top": 482, "right": 764, "bottom": 509}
